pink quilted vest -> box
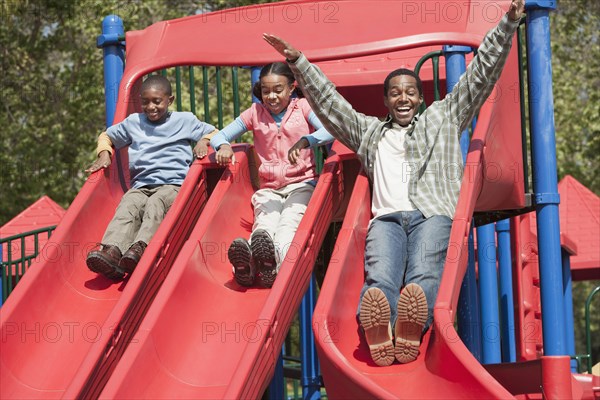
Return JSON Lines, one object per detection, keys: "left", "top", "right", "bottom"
{"left": 239, "top": 98, "right": 317, "bottom": 189}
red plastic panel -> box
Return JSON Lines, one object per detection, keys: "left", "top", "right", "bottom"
{"left": 97, "top": 144, "right": 345, "bottom": 399}
{"left": 0, "top": 153, "right": 213, "bottom": 400}
{"left": 1, "top": 196, "right": 65, "bottom": 261}
{"left": 473, "top": 35, "right": 526, "bottom": 212}
{"left": 313, "top": 170, "right": 513, "bottom": 398}
{"left": 558, "top": 176, "right": 599, "bottom": 280}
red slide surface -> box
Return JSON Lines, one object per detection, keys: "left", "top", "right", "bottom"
{"left": 1, "top": 1, "right": 529, "bottom": 398}
{"left": 0, "top": 149, "right": 223, "bottom": 399}
{"left": 93, "top": 144, "right": 356, "bottom": 399}
{"left": 311, "top": 30, "right": 527, "bottom": 399}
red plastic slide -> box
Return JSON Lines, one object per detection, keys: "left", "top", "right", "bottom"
{"left": 0, "top": 150, "right": 223, "bottom": 399}
{"left": 311, "top": 31, "right": 528, "bottom": 399}
{"left": 91, "top": 144, "right": 356, "bottom": 399}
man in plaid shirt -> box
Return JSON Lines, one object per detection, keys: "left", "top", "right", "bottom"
{"left": 265, "top": 0, "right": 524, "bottom": 366}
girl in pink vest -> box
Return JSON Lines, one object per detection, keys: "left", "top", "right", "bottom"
{"left": 210, "top": 62, "right": 333, "bottom": 288}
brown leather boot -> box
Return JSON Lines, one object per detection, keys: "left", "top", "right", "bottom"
{"left": 119, "top": 241, "right": 147, "bottom": 274}
{"left": 86, "top": 244, "right": 124, "bottom": 280}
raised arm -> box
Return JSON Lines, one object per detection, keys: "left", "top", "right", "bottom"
{"left": 446, "top": 0, "right": 524, "bottom": 132}
{"left": 263, "top": 34, "right": 375, "bottom": 153}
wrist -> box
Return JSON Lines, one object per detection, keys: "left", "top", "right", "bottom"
{"left": 286, "top": 52, "right": 301, "bottom": 64}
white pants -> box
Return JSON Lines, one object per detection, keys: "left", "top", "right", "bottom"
{"left": 251, "top": 182, "right": 315, "bottom": 269}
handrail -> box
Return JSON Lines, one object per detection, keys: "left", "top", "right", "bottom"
{"left": 584, "top": 286, "right": 599, "bottom": 373}
{"left": 414, "top": 50, "right": 443, "bottom": 113}
{"left": 1, "top": 225, "right": 57, "bottom": 301}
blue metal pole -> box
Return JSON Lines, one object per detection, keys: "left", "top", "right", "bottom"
{"left": 496, "top": 219, "right": 516, "bottom": 362}
{"left": 444, "top": 45, "right": 472, "bottom": 157}
{"left": 457, "top": 230, "right": 482, "bottom": 361}
{"left": 445, "top": 45, "right": 482, "bottom": 360}
{"left": 268, "top": 352, "right": 285, "bottom": 400}
{"left": 525, "top": 0, "right": 566, "bottom": 356}
{"left": 97, "top": 15, "right": 124, "bottom": 127}
{"left": 300, "top": 274, "right": 321, "bottom": 399}
{"left": 97, "top": 15, "right": 126, "bottom": 191}
{"left": 561, "top": 249, "right": 577, "bottom": 372}
{"left": 251, "top": 66, "right": 262, "bottom": 103}
{"left": 477, "top": 224, "right": 502, "bottom": 364}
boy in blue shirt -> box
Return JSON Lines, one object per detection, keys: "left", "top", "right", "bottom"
{"left": 85, "top": 75, "right": 216, "bottom": 280}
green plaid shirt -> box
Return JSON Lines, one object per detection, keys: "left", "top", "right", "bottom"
{"left": 290, "top": 15, "right": 519, "bottom": 219}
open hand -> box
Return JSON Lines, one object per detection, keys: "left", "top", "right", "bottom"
{"left": 288, "top": 137, "right": 309, "bottom": 164}
{"left": 85, "top": 151, "right": 111, "bottom": 174}
{"left": 193, "top": 138, "right": 210, "bottom": 159}
{"left": 508, "top": 0, "right": 525, "bottom": 21}
{"left": 215, "top": 145, "right": 236, "bottom": 166}
{"left": 263, "top": 34, "right": 301, "bottom": 62}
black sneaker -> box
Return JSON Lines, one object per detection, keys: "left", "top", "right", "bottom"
{"left": 228, "top": 238, "right": 255, "bottom": 287}
{"left": 250, "top": 229, "right": 279, "bottom": 288}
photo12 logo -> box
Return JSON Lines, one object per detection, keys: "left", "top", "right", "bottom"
{"left": 199, "top": 2, "right": 339, "bottom": 25}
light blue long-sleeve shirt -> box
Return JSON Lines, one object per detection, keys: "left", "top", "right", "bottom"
{"left": 210, "top": 110, "right": 334, "bottom": 150}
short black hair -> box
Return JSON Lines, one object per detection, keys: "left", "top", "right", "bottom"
{"left": 252, "top": 62, "right": 303, "bottom": 100}
{"left": 141, "top": 75, "right": 173, "bottom": 96}
{"left": 383, "top": 68, "right": 423, "bottom": 96}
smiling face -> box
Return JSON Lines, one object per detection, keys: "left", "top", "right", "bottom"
{"left": 383, "top": 75, "right": 423, "bottom": 127}
{"left": 140, "top": 86, "right": 174, "bottom": 123}
{"left": 260, "top": 74, "right": 294, "bottom": 115}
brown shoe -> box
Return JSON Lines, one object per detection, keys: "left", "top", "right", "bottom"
{"left": 394, "top": 283, "right": 428, "bottom": 364}
{"left": 119, "top": 241, "right": 147, "bottom": 274}
{"left": 359, "top": 287, "right": 395, "bottom": 366}
{"left": 86, "top": 244, "right": 124, "bottom": 280}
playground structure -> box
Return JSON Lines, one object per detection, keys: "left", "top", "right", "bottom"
{"left": 1, "top": 1, "right": 599, "bottom": 399}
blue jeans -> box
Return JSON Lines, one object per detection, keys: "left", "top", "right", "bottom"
{"left": 358, "top": 210, "right": 452, "bottom": 330}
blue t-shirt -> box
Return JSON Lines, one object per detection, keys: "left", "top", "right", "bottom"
{"left": 107, "top": 111, "right": 215, "bottom": 188}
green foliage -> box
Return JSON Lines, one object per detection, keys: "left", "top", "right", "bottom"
{"left": 550, "top": 2, "right": 600, "bottom": 365}
{"left": 1, "top": 0, "right": 598, "bottom": 375}
{"left": 0, "top": 0, "right": 274, "bottom": 225}
{"left": 551, "top": 0, "right": 600, "bottom": 195}
{"left": 572, "top": 281, "right": 600, "bottom": 371}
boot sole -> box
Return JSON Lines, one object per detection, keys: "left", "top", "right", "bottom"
{"left": 86, "top": 255, "right": 124, "bottom": 281}
{"left": 359, "top": 287, "right": 394, "bottom": 366}
{"left": 251, "top": 229, "right": 277, "bottom": 288}
{"left": 228, "top": 239, "right": 255, "bottom": 287}
{"left": 394, "top": 283, "right": 428, "bottom": 364}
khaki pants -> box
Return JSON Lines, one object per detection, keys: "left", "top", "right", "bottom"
{"left": 251, "top": 182, "right": 315, "bottom": 269}
{"left": 102, "top": 185, "right": 180, "bottom": 253}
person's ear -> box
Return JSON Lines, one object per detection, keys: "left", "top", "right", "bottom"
{"left": 168, "top": 95, "right": 175, "bottom": 105}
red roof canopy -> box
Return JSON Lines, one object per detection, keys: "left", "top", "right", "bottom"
{"left": 558, "top": 175, "right": 600, "bottom": 280}
{"left": 0, "top": 196, "right": 65, "bottom": 261}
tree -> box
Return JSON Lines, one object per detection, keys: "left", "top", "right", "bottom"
{"left": 552, "top": 0, "right": 600, "bottom": 194}
{"left": 1, "top": 0, "right": 597, "bottom": 372}
{"left": 551, "top": 0, "right": 600, "bottom": 369}
{"left": 0, "top": 0, "right": 276, "bottom": 225}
